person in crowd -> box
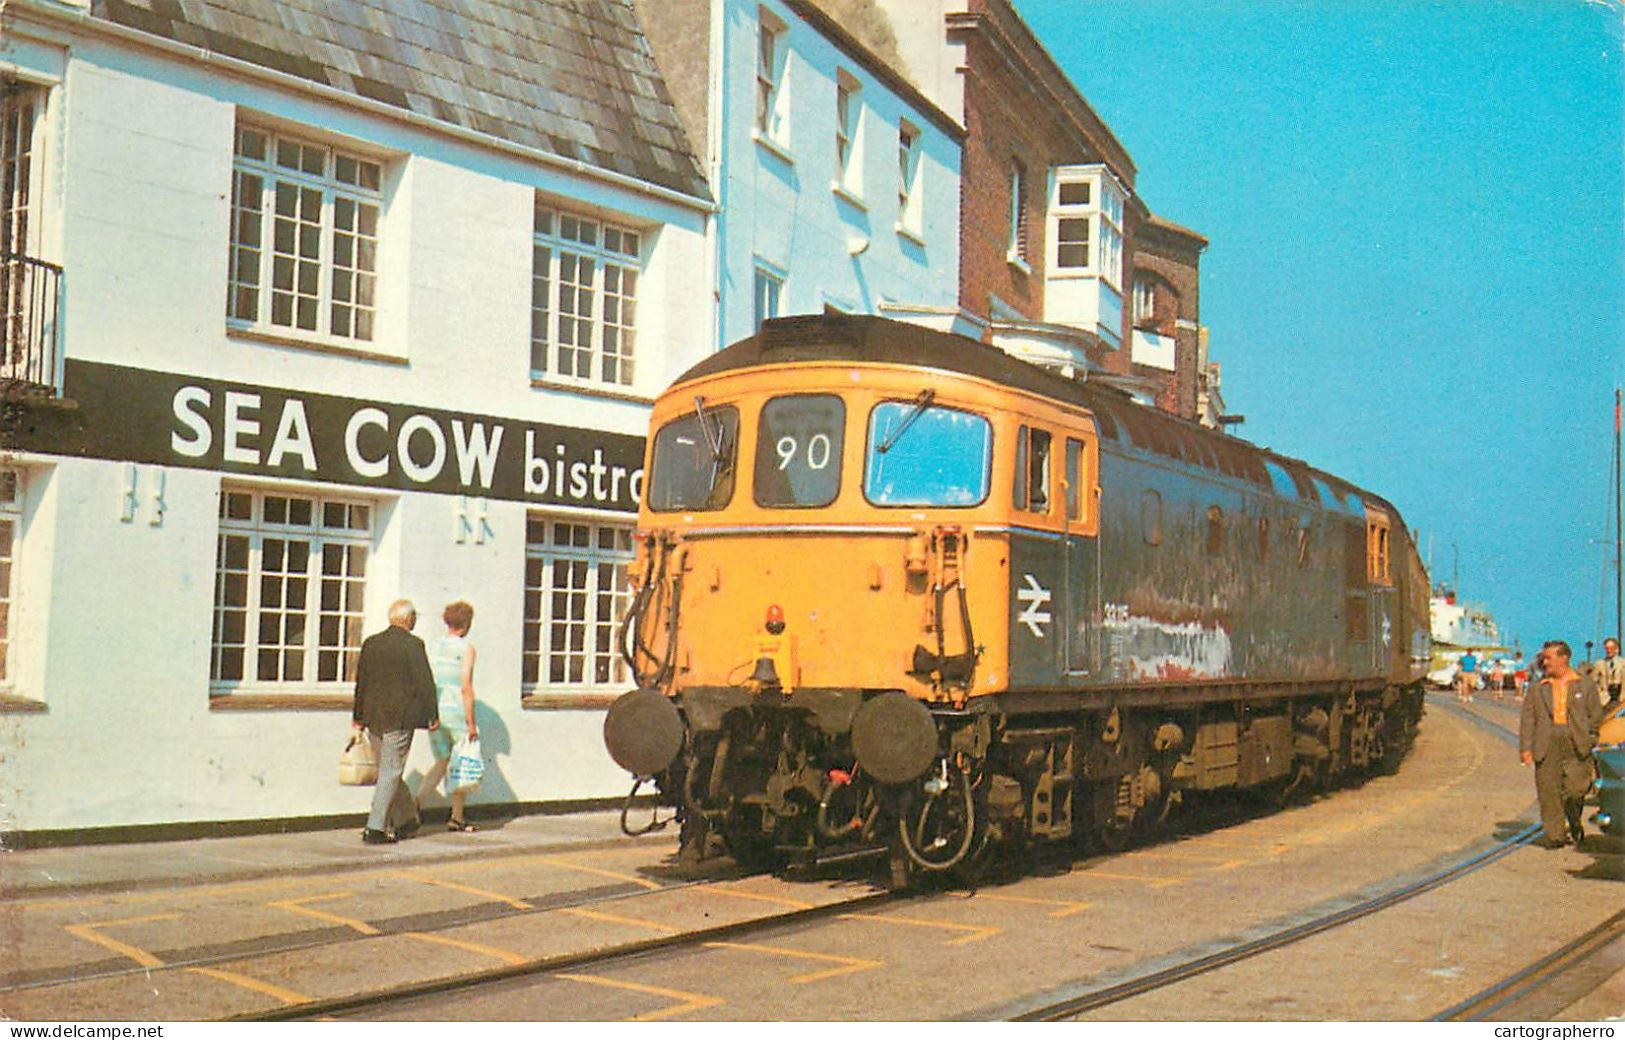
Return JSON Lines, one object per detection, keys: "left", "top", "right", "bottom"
{"left": 416, "top": 600, "right": 482, "bottom": 833}
{"left": 1519, "top": 640, "right": 1604, "bottom": 849}
{"left": 1457, "top": 649, "right": 1479, "bottom": 703}
{"left": 1488, "top": 658, "right": 1505, "bottom": 701}
{"left": 1593, "top": 636, "right": 1624, "bottom": 710}
{"left": 352, "top": 599, "right": 439, "bottom": 845}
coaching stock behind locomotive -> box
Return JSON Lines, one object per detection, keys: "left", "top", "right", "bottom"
{"left": 603, "top": 315, "right": 1429, "bottom": 884}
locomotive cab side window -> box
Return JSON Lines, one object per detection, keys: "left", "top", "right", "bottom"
{"left": 648, "top": 403, "right": 740, "bottom": 512}
{"left": 1013, "top": 425, "right": 1052, "bottom": 513}
{"left": 754, "top": 394, "right": 845, "bottom": 508}
{"left": 865, "top": 399, "right": 991, "bottom": 507}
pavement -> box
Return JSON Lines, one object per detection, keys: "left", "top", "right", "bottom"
{"left": 0, "top": 808, "right": 679, "bottom": 900}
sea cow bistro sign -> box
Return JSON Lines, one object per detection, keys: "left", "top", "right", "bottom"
{"left": 58, "top": 360, "right": 646, "bottom": 511}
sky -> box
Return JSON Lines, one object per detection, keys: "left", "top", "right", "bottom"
{"left": 1016, "top": 0, "right": 1625, "bottom": 659}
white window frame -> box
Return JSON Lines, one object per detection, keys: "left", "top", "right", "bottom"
{"left": 532, "top": 200, "right": 643, "bottom": 389}
{"left": 228, "top": 123, "right": 386, "bottom": 344}
{"left": 753, "top": 264, "right": 783, "bottom": 331}
{"left": 2, "top": 80, "right": 45, "bottom": 260}
{"left": 1007, "top": 159, "right": 1029, "bottom": 267}
{"left": 896, "top": 119, "right": 922, "bottom": 238}
{"left": 755, "top": 9, "right": 790, "bottom": 146}
{"left": 0, "top": 469, "right": 21, "bottom": 688}
{"left": 1133, "top": 276, "right": 1156, "bottom": 324}
{"left": 522, "top": 515, "right": 634, "bottom": 694}
{"left": 1050, "top": 169, "right": 1125, "bottom": 289}
{"left": 211, "top": 485, "right": 376, "bottom": 692}
{"left": 834, "top": 70, "right": 862, "bottom": 198}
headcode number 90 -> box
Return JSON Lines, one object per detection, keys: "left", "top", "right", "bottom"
{"left": 776, "top": 433, "right": 833, "bottom": 471}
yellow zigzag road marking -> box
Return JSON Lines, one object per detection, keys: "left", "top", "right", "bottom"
{"left": 386, "top": 871, "right": 534, "bottom": 910}
{"left": 838, "top": 912, "right": 1000, "bottom": 945}
{"left": 402, "top": 931, "right": 530, "bottom": 966}
{"left": 553, "top": 972, "right": 724, "bottom": 1021}
{"left": 62, "top": 914, "right": 178, "bottom": 968}
{"left": 184, "top": 966, "right": 310, "bottom": 1005}
{"left": 704, "top": 941, "right": 882, "bottom": 983}
{"left": 556, "top": 907, "right": 679, "bottom": 934}
{"left": 266, "top": 893, "right": 379, "bottom": 935}
{"left": 946, "top": 891, "right": 1094, "bottom": 918}
{"left": 530, "top": 856, "right": 663, "bottom": 891}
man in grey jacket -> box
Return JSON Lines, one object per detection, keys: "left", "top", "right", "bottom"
{"left": 1520, "top": 640, "right": 1604, "bottom": 848}
{"left": 352, "top": 599, "right": 440, "bottom": 844}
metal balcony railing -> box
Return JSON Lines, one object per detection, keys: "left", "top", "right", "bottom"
{"left": 0, "top": 250, "right": 60, "bottom": 395}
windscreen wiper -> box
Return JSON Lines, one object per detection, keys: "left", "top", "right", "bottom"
{"left": 692, "top": 396, "right": 724, "bottom": 459}
{"left": 877, "top": 389, "right": 936, "bottom": 454}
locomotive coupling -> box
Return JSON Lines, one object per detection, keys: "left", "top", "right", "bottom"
{"left": 603, "top": 687, "right": 684, "bottom": 777}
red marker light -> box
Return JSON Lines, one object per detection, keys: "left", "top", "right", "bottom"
{"left": 764, "top": 604, "right": 786, "bottom": 634}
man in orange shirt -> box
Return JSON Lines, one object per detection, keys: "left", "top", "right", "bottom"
{"left": 1519, "top": 641, "right": 1604, "bottom": 848}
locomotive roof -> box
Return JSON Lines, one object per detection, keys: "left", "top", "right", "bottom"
{"left": 675, "top": 315, "right": 1403, "bottom": 523}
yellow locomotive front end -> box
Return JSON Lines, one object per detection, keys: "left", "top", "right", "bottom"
{"left": 602, "top": 322, "right": 1094, "bottom": 876}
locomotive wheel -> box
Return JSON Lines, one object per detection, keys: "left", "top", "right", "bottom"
{"left": 1097, "top": 815, "right": 1134, "bottom": 852}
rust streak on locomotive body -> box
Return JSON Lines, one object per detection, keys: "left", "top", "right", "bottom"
{"left": 604, "top": 316, "right": 1429, "bottom": 882}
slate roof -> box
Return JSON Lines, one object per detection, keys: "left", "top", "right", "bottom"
{"left": 92, "top": 0, "right": 711, "bottom": 200}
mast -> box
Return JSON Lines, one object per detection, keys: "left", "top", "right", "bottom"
{"left": 1615, "top": 387, "right": 1622, "bottom": 642}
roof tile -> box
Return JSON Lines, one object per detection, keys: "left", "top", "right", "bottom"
{"left": 90, "top": 0, "right": 710, "bottom": 200}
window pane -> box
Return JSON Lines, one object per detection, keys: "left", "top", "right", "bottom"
{"left": 648, "top": 407, "right": 740, "bottom": 512}
{"left": 753, "top": 395, "right": 845, "bottom": 508}
{"left": 865, "top": 402, "right": 992, "bottom": 507}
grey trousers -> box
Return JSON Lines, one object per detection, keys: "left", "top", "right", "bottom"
{"left": 1534, "top": 735, "right": 1589, "bottom": 843}
{"left": 367, "top": 728, "right": 416, "bottom": 834}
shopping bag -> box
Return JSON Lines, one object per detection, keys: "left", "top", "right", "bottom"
{"left": 338, "top": 730, "right": 379, "bottom": 786}
{"left": 448, "top": 738, "right": 485, "bottom": 794}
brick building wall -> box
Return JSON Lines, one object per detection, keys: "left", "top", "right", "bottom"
{"left": 950, "top": 0, "right": 1134, "bottom": 343}
{"left": 1132, "top": 214, "right": 1206, "bottom": 419}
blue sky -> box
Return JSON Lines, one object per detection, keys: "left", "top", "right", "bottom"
{"left": 1017, "top": 0, "right": 1625, "bottom": 659}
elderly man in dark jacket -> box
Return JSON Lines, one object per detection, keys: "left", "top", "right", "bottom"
{"left": 1520, "top": 640, "right": 1604, "bottom": 848}
{"left": 353, "top": 599, "right": 439, "bottom": 844}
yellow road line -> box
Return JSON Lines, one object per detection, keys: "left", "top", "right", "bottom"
{"left": 553, "top": 972, "right": 724, "bottom": 1021}
{"left": 266, "top": 894, "right": 379, "bottom": 936}
{"left": 530, "top": 856, "right": 663, "bottom": 891}
{"left": 387, "top": 871, "right": 534, "bottom": 910}
{"left": 704, "top": 941, "right": 882, "bottom": 984}
{"left": 557, "top": 907, "right": 679, "bottom": 934}
{"left": 701, "top": 884, "right": 815, "bottom": 910}
{"left": 837, "top": 912, "right": 1000, "bottom": 945}
{"left": 184, "top": 966, "right": 310, "bottom": 1005}
{"left": 62, "top": 914, "right": 178, "bottom": 968}
{"left": 1066, "top": 868, "right": 1186, "bottom": 887}
{"left": 402, "top": 931, "right": 531, "bottom": 966}
{"left": 947, "top": 891, "right": 1094, "bottom": 918}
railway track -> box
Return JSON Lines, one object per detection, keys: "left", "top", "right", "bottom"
{"left": 39, "top": 693, "right": 1563, "bottom": 1022}
{"left": 1435, "top": 907, "right": 1625, "bottom": 1021}
{"left": 995, "top": 697, "right": 1566, "bottom": 1021}
{"left": 999, "top": 819, "right": 1541, "bottom": 1020}
{"left": 242, "top": 880, "right": 899, "bottom": 1021}
{"left": 5, "top": 864, "right": 734, "bottom": 995}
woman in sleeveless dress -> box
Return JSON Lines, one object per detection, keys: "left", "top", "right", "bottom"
{"left": 416, "top": 600, "right": 480, "bottom": 832}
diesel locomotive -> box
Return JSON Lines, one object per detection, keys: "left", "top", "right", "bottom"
{"left": 604, "top": 315, "right": 1429, "bottom": 880}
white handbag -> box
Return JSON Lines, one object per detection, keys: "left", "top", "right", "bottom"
{"left": 338, "top": 730, "right": 379, "bottom": 786}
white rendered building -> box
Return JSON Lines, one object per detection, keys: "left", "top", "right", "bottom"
{"left": 0, "top": 0, "right": 715, "bottom": 836}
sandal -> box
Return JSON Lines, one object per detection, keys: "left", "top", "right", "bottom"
{"left": 447, "top": 818, "right": 476, "bottom": 833}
